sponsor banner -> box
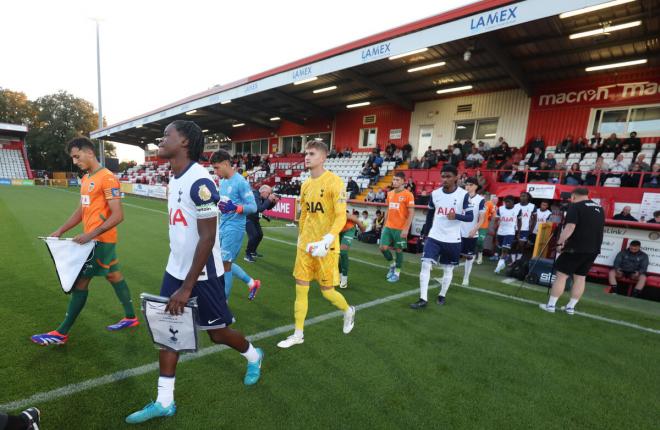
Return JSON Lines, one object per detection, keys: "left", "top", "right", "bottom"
{"left": 0, "top": 178, "right": 11, "bottom": 186}
{"left": 526, "top": 183, "right": 555, "bottom": 199}
{"left": 120, "top": 182, "right": 134, "bottom": 194}
{"left": 147, "top": 185, "right": 167, "bottom": 200}
{"left": 10, "top": 179, "right": 34, "bottom": 186}
{"left": 68, "top": 179, "right": 79, "bottom": 187}
{"left": 389, "top": 129, "right": 402, "bottom": 140}
{"left": 595, "top": 225, "right": 660, "bottom": 275}
{"left": 132, "top": 183, "right": 149, "bottom": 197}
{"left": 640, "top": 192, "right": 660, "bottom": 222}
{"left": 122, "top": 183, "right": 167, "bottom": 200}
{"left": 264, "top": 197, "right": 297, "bottom": 220}
{"left": 535, "top": 80, "right": 660, "bottom": 108}
{"left": 204, "top": 142, "right": 220, "bottom": 153}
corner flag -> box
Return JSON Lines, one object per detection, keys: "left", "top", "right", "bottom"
{"left": 40, "top": 237, "right": 95, "bottom": 293}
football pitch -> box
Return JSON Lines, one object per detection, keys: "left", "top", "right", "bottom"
{"left": 1, "top": 186, "right": 659, "bottom": 429}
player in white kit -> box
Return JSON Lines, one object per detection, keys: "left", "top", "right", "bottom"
{"left": 512, "top": 192, "right": 535, "bottom": 262}
{"left": 529, "top": 200, "right": 551, "bottom": 245}
{"left": 494, "top": 196, "right": 521, "bottom": 274}
{"left": 460, "top": 178, "right": 486, "bottom": 286}
{"left": 410, "top": 165, "right": 473, "bottom": 309}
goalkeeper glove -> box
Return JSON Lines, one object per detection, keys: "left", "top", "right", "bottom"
{"left": 306, "top": 234, "right": 335, "bottom": 257}
{"left": 218, "top": 198, "right": 242, "bottom": 214}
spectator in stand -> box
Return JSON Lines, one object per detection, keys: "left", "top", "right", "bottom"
{"left": 426, "top": 148, "right": 439, "bottom": 167}
{"left": 609, "top": 153, "right": 629, "bottom": 177}
{"left": 365, "top": 188, "right": 376, "bottom": 202}
{"left": 423, "top": 146, "right": 434, "bottom": 159}
{"left": 545, "top": 152, "right": 557, "bottom": 170}
{"left": 585, "top": 156, "right": 609, "bottom": 186}
{"left": 602, "top": 133, "right": 621, "bottom": 154}
{"left": 573, "top": 137, "right": 588, "bottom": 153}
{"left": 557, "top": 134, "right": 573, "bottom": 153}
{"left": 465, "top": 146, "right": 485, "bottom": 168}
{"left": 528, "top": 146, "right": 544, "bottom": 168}
{"left": 364, "top": 149, "right": 377, "bottom": 167}
{"left": 343, "top": 148, "right": 353, "bottom": 158}
{"left": 402, "top": 142, "right": 413, "bottom": 161}
{"left": 613, "top": 206, "right": 638, "bottom": 222}
{"left": 501, "top": 162, "right": 520, "bottom": 183}
{"left": 392, "top": 148, "right": 404, "bottom": 164}
{"left": 564, "top": 162, "right": 582, "bottom": 185}
{"left": 529, "top": 160, "right": 550, "bottom": 182}
{"left": 647, "top": 210, "right": 660, "bottom": 223}
{"left": 475, "top": 169, "right": 488, "bottom": 190}
{"left": 527, "top": 135, "right": 545, "bottom": 154}
{"left": 408, "top": 157, "right": 421, "bottom": 169}
{"left": 405, "top": 177, "right": 416, "bottom": 195}
{"left": 607, "top": 240, "right": 648, "bottom": 298}
{"left": 385, "top": 142, "right": 397, "bottom": 159}
{"left": 635, "top": 153, "right": 650, "bottom": 171}
{"left": 336, "top": 147, "right": 344, "bottom": 158}
{"left": 621, "top": 163, "right": 643, "bottom": 187}
{"left": 360, "top": 163, "right": 380, "bottom": 182}
{"left": 346, "top": 177, "right": 360, "bottom": 199}
{"left": 643, "top": 163, "right": 659, "bottom": 188}
{"left": 590, "top": 132, "right": 603, "bottom": 151}
{"left": 359, "top": 210, "right": 373, "bottom": 233}
{"left": 462, "top": 139, "right": 474, "bottom": 158}
{"left": 374, "top": 151, "right": 384, "bottom": 167}
{"left": 486, "top": 155, "right": 499, "bottom": 169}
{"left": 328, "top": 148, "right": 337, "bottom": 158}
{"left": 622, "top": 131, "right": 641, "bottom": 153}
{"left": 374, "top": 188, "right": 387, "bottom": 203}
{"left": 477, "top": 140, "right": 491, "bottom": 155}
{"left": 493, "top": 141, "right": 511, "bottom": 161}
{"left": 374, "top": 209, "right": 385, "bottom": 235}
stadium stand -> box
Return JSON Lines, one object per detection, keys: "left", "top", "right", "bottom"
{"left": 0, "top": 147, "right": 29, "bottom": 179}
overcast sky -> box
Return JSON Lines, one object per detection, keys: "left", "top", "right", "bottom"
{"left": 2, "top": 0, "right": 477, "bottom": 161}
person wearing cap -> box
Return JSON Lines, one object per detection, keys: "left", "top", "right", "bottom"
{"left": 459, "top": 177, "right": 486, "bottom": 286}
{"left": 607, "top": 240, "right": 649, "bottom": 298}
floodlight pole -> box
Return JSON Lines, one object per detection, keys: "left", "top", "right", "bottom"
{"left": 95, "top": 19, "right": 105, "bottom": 167}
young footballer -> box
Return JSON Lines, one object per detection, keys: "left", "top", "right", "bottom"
{"left": 339, "top": 210, "right": 366, "bottom": 289}
{"left": 379, "top": 172, "right": 415, "bottom": 282}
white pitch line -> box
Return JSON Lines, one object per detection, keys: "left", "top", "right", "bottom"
{"left": 0, "top": 283, "right": 433, "bottom": 412}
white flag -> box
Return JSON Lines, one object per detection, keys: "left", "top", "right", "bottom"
{"left": 40, "top": 237, "right": 95, "bottom": 293}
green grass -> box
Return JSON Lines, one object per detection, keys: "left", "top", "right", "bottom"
{"left": 1, "top": 186, "right": 659, "bottom": 429}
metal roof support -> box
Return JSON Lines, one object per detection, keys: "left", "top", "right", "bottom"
{"left": 479, "top": 37, "right": 532, "bottom": 96}
{"left": 341, "top": 69, "right": 414, "bottom": 111}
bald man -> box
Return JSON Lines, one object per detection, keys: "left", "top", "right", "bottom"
{"left": 245, "top": 185, "right": 280, "bottom": 262}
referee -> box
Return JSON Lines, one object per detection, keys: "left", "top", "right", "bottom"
{"left": 540, "top": 187, "right": 605, "bottom": 315}
{"left": 245, "top": 185, "right": 279, "bottom": 262}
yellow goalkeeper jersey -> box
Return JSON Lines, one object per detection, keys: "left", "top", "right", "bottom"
{"left": 297, "top": 170, "right": 347, "bottom": 254}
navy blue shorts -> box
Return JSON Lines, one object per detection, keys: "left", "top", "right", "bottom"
{"left": 497, "top": 234, "right": 515, "bottom": 250}
{"left": 161, "top": 272, "right": 234, "bottom": 330}
{"left": 460, "top": 237, "right": 477, "bottom": 256}
{"left": 519, "top": 230, "right": 530, "bottom": 241}
{"left": 422, "top": 237, "right": 461, "bottom": 265}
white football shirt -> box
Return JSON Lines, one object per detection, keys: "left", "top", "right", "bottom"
{"left": 496, "top": 206, "right": 520, "bottom": 236}
{"left": 166, "top": 162, "right": 224, "bottom": 281}
{"left": 461, "top": 194, "right": 485, "bottom": 238}
{"left": 533, "top": 209, "right": 552, "bottom": 234}
{"left": 428, "top": 187, "right": 470, "bottom": 244}
{"left": 514, "top": 202, "right": 536, "bottom": 231}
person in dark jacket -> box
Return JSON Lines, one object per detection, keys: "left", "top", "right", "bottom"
{"left": 245, "top": 185, "right": 279, "bottom": 262}
{"left": 607, "top": 240, "right": 649, "bottom": 297}
{"left": 613, "top": 206, "right": 638, "bottom": 222}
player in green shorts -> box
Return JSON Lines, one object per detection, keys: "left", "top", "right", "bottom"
{"left": 339, "top": 210, "right": 365, "bottom": 289}
{"left": 380, "top": 172, "right": 416, "bottom": 283}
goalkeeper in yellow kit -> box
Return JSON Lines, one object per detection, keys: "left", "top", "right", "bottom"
{"left": 277, "top": 140, "right": 356, "bottom": 348}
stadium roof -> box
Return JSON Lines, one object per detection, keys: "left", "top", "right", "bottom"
{"left": 91, "top": 0, "right": 660, "bottom": 145}
{"left": 0, "top": 122, "right": 29, "bottom": 137}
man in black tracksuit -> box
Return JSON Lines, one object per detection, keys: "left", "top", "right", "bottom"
{"left": 245, "top": 185, "right": 278, "bottom": 262}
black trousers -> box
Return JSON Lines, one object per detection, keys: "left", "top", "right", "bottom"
{"left": 246, "top": 219, "right": 263, "bottom": 256}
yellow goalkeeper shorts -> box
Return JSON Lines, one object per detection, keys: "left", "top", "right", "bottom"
{"left": 293, "top": 248, "right": 340, "bottom": 287}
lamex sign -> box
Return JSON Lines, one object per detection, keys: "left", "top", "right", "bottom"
{"left": 291, "top": 66, "right": 313, "bottom": 81}
{"left": 537, "top": 80, "right": 660, "bottom": 107}
{"left": 470, "top": 6, "right": 517, "bottom": 32}
{"left": 360, "top": 42, "right": 391, "bottom": 62}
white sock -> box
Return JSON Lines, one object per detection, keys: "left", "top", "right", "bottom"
{"left": 341, "top": 274, "right": 348, "bottom": 282}
{"left": 496, "top": 259, "right": 505, "bottom": 269}
{"left": 241, "top": 343, "right": 260, "bottom": 362}
{"left": 440, "top": 265, "right": 454, "bottom": 297}
{"left": 464, "top": 259, "right": 474, "bottom": 283}
{"left": 390, "top": 262, "right": 396, "bottom": 269}
{"left": 567, "top": 298, "right": 579, "bottom": 308}
{"left": 294, "top": 329, "right": 304, "bottom": 338}
{"left": 156, "top": 376, "right": 175, "bottom": 407}
{"left": 547, "top": 296, "right": 559, "bottom": 307}
{"left": 247, "top": 279, "right": 255, "bottom": 288}
{"left": 476, "top": 252, "right": 482, "bottom": 260}
{"left": 419, "top": 260, "right": 432, "bottom": 301}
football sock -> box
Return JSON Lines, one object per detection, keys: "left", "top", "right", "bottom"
{"left": 111, "top": 279, "right": 136, "bottom": 319}
{"left": 156, "top": 376, "right": 175, "bottom": 408}
{"left": 395, "top": 251, "right": 403, "bottom": 269}
{"left": 232, "top": 263, "right": 252, "bottom": 285}
{"left": 224, "top": 269, "right": 234, "bottom": 298}
{"left": 339, "top": 250, "right": 349, "bottom": 276}
{"left": 419, "top": 260, "right": 432, "bottom": 301}
{"left": 567, "top": 298, "right": 579, "bottom": 308}
{"left": 440, "top": 265, "right": 454, "bottom": 297}
{"left": 294, "top": 284, "right": 309, "bottom": 331}
{"left": 56, "top": 289, "right": 88, "bottom": 334}
{"left": 464, "top": 258, "right": 474, "bottom": 282}
{"left": 381, "top": 249, "right": 393, "bottom": 262}
{"left": 321, "top": 288, "right": 349, "bottom": 312}
{"left": 241, "top": 343, "right": 260, "bottom": 362}
{"left": 496, "top": 259, "right": 506, "bottom": 270}
{"left": 547, "top": 296, "right": 559, "bottom": 307}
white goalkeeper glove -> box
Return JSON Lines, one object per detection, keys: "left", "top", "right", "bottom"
{"left": 306, "top": 234, "right": 335, "bottom": 257}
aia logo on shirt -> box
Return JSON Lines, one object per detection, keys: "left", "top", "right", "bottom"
{"left": 169, "top": 208, "right": 188, "bottom": 226}
{"left": 501, "top": 216, "right": 515, "bottom": 223}
{"left": 306, "top": 201, "right": 324, "bottom": 213}
{"left": 436, "top": 207, "right": 456, "bottom": 216}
